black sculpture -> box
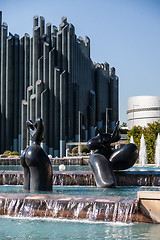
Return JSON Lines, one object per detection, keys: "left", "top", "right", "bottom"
{"left": 20, "top": 118, "right": 53, "bottom": 191}
{"left": 87, "top": 121, "right": 139, "bottom": 188}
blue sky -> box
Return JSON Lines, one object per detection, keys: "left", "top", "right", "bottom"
{"left": 1, "top": 0, "right": 160, "bottom": 124}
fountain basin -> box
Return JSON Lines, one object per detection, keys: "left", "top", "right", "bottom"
{"left": 1, "top": 164, "right": 160, "bottom": 172}
{"left": 0, "top": 193, "right": 152, "bottom": 223}
{"left": 1, "top": 171, "right": 160, "bottom": 186}
{"left": 1, "top": 185, "right": 160, "bottom": 198}
{"left": 138, "top": 191, "right": 160, "bottom": 223}
{"left": 0, "top": 165, "right": 90, "bottom": 171}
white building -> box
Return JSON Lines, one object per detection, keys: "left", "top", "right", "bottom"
{"left": 127, "top": 96, "right": 160, "bottom": 130}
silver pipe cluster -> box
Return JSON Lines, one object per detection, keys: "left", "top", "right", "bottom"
{"left": 0, "top": 11, "right": 119, "bottom": 157}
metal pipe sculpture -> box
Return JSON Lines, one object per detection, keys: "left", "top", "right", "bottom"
{"left": 20, "top": 118, "right": 53, "bottom": 191}
{"left": 87, "top": 121, "right": 139, "bottom": 188}
{"left": 0, "top": 12, "right": 119, "bottom": 156}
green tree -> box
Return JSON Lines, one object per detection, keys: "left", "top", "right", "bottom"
{"left": 127, "top": 121, "right": 160, "bottom": 164}
{"left": 71, "top": 145, "right": 90, "bottom": 155}
{"left": 120, "top": 122, "right": 127, "bottom": 127}
{"left": 81, "top": 145, "right": 90, "bottom": 154}
{"left": 3, "top": 150, "right": 11, "bottom": 157}
{"left": 11, "top": 151, "right": 19, "bottom": 156}
{"left": 72, "top": 147, "right": 78, "bottom": 155}
{"left": 127, "top": 125, "right": 143, "bottom": 150}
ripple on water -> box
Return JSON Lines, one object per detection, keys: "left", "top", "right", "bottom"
{"left": 0, "top": 216, "right": 159, "bottom": 240}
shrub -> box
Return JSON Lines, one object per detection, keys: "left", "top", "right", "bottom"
{"left": 72, "top": 147, "right": 78, "bottom": 155}
{"left": 119, "top": 128, "right": 128, "bottom": 134}
{"left": 3, "top": 150, "right": 11, "bottom": 157}
{"left": 11, "top": 151, "right": 19, "bottom": 156}
{"left": 72, "top": 145, "right": 90, "bottom": 155}
{"left": 81, "top": 145, "right": 90, "bottom": 154}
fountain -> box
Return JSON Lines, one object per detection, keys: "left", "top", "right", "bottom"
{"left": 130, "top": 135, "right": 134, "bottom": 144}
{"left": 0, "top": 117, "right": 160, "bottom": 240}
{"left": 139, "top": 134, "right": 147, "bottom": 166}
{"left": 0, "top": 193, "right": 150, "bottom": 223}
{"left": 155, "top": 133, "right": 160, "bottom": 167}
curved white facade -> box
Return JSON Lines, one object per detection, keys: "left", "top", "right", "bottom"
{"left": 127, "top": 96, "right": 160, "bottom": 130}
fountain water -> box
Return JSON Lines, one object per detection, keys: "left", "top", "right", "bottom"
{"left": 0, "top": 120, "right": 159, "bottom": 230}
{"left": 1, "top": 169, "right": 160, "bottom": 186}
{"left": 155, "top": 133, "right": 160, "bottom": 167}
{"left": 0, "top": 193, "right": 150, "bottom": 223}
{"left": 130, "top": 136, "right": 134, "bottom": 144}
{"left": 139, "top": 134, "right": 147, "bottom": 166}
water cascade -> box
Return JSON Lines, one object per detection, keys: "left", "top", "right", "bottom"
{"left": 139, "top": 134, "right": 147, "bottom": 166}
{"left": 155, "top": 133, "right": 160, "bottom": 167}
{"left": 0, "top": 193, "right": 152, "bottom": 223}
{"left": 1, "top": 170, "right": 160, "bottom": 186}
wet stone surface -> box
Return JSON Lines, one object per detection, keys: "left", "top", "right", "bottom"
{"left": 1, "top": 170, "right": 160, "bottom": 186}
{"left": 0, "top": 193, "right": 153, "bottom": 223}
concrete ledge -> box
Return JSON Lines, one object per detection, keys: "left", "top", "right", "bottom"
{"left": 138, "top": 191, "right": 160, "bottom": 223}
{"left": 0, "top": 157, "right": 88, "bottom": 166}
{"left": 0, "top": 193, "right": 152, "bottom": 223}
{"left": 0, "top": 158, "right": 21, "bottom": 165}
{"left": 115, "top": 171, "right": 160, "bottom": 186}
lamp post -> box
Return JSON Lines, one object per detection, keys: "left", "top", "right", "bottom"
{"left": 106, "top": 108, "right": 112, "bottom": 133}
{"left": 78, "top": 111, "right": 81, "bottom": 155}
